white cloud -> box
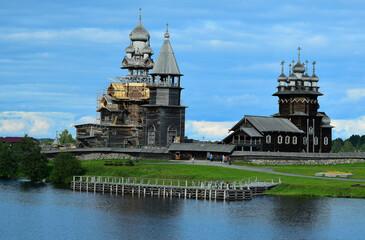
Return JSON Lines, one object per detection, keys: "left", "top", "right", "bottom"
{"left": 332, "top": 116, "right": 365, "bottom": 138}
{"left": 186, "top": 120, "right": 236, "bottom": 141}
{"left": 342, "top": 89, "right": 365, "bottom": 102}
{"left": 0, "top": 111, "right": 94, "bottom": 138}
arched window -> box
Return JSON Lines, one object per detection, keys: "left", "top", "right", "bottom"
{"left": 285, "top": 136, "right": 290, "bottom": 144}
{"left": 167, "top": 125, "right": 177, "bottom": 145}
{"left": 266, "top": 135, "right": 271, "bottom": 144}
{"left": 147, "top": 125, "right": 156, "bottom": 145}
{"left": 309, "top": 127, "right": 313, "bottom": 135}
{"left": 293, "top": 136, "right": 298, "bottom": 145}
{"left": 278, "top": 135, "right": 283, "bottom": 144}
{"left": 324, "top": 137, "right": 329, "bottom": 145}
{"left": 303, "top": 137, "right": 307, "bottom": 145}
{"left": 314, "top": 137, "right": 319, "bottom": 145}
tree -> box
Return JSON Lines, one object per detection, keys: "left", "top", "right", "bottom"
{"left": 0, "top": 142, "right": 17, "bottom": 177}
{"left": 59, "top": 129, "right": 76, "bottom": 144}
{"left": 348, "top": 135, "right": 361, "bottom": 149}
{"left": 340, "top": 140, "right": 356, "bottom": 152}
{"left": 13, "top": 137, "right": 49, "bottom": 180}
{"left": 359, "top": 144, "right": 365, "bottom": 153}
{"left": 331, "top": 138, "right": 344, "bottom": 153}
{"left": 49, "top": 153, "right": 83, "bottom": 183}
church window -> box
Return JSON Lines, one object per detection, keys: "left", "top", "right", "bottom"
{"left": 314, "top": 137, "right": 319, "bottom": 145}
{"left": 147, "top": 125, "right": 156, "bottom": 145}
{"left": 324, "top": 137, "right": 329, "bottom": 145}
{"left": 309, "top": 127, "right": 313, "bottom": 135}
{"left": 303, "top": 137, "right": 307, "bottom": 145}
{"left": 266, "top": 135, "right": 271, "bottom": 144}
{"left": 285, "top": 136, "right": 290, "bottom": 144}
{"left": 278, "top": 135, "right": 283, "bottom": 144}
{"left": 293, "top": 136, "right": 298, "bottom": 145}
{"left": 167, "top": 125, "right": 177, "bottom": 145}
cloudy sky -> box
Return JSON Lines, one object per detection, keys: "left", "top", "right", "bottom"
{"left": 1, "top": 0, "right": 365, "bottom": 140}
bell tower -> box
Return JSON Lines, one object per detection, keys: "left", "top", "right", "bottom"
{"left": 143, "top": 24, "right": 186, "bottom": 147}
{"left": 273, "top": 47, "right": 332, "bottom": 152}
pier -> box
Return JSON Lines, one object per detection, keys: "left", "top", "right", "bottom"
{"left": 71, "top": 176, "right": 281, "bottom": 201}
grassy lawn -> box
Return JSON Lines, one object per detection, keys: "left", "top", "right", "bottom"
{"left": 80, "top": 159, "right": 365, "bottom": 198}
{"left": 233, "top": 162, "right": 365, "bottom": 179}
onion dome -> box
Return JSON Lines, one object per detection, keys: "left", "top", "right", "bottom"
{"left": 311, "top": 73, "right": 319, "bottom": 82}
{"left": 302, "top": 72, "right": 311, "bottom": 80}
{"left": 322, "top": 115, "right": 331, "bottom": 125}
{"left": 311, "top": 61, "right": 319, "bottom": 81}
{"left": 125, "top": 44, "right": 134, "bottom": 53}
{"left": 129, "top": 21, "right": 150, "bottom": 41}
{"left": 142, "top": 45, "right": 154, "bottom": 55}
{"left": 288, "top": 72, "right": 298, "bottom": 80}
{"left": 277, "top": 73, "right": 287, "bottom": 82}
{"left": 292, "top": 61, "right": 306, "bottom": 73}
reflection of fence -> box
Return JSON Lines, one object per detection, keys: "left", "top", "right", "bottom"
{"left": 71, "top": 176, "right": 281, "bottom": 201}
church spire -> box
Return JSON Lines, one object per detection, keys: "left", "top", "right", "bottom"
{"left": 164, "top": 23, "right": 170, "bottom": 39}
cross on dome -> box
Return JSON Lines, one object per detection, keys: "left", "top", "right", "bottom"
{"left": 164, "top": 22, "right": 170, "bottom": 39}
{"left": 297, "top": 46, "right": 302, "bottom": 61}
{"left": 139, "top": 8, "right": 142, "bottom": 21}
{"left": 281, "top": 60, "right": 285, "bottom": 74}
{"left": 305, "top": 60, "right": 308, "bottom": 73}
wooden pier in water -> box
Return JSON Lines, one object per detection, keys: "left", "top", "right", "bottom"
{"left": 71, "top": 176, "right": 281, "bottom": 201}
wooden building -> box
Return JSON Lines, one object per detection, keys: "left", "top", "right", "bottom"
{"left": 75, "top": 12, "right": 154, "bottom": 148}
{"left": 223, "top": 116, "right": 304, "bottom": 152}
{"left": 223, "top": 48, "right": 333, "bottom": 153}
{"left": 142, "top": 25, "right": 186, "bottom": 147}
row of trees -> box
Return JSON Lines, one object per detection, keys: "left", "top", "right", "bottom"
{"left": 332, "top": 135, "right": 365, "bottom": 152}
{"left": 0, "top": 137, "right": 82, "bottom": 182}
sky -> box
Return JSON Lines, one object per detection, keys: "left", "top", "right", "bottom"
{"left": 1, "top": 0, "right": 365, "bottom": 141}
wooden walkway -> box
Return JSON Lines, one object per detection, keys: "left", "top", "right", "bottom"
{"left": 71, "top": 176, "right": 281, "bottom": 201}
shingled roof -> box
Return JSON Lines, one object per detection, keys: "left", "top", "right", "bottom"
{"left": 245, "top": 116, "right": 304, "bottom": 133}
{"left": 150, "top": 26, "right": 182, "bottom": 76}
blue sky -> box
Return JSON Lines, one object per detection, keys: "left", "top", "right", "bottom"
{"left": 1, "top": 0, "right": 365, "bottom": 140}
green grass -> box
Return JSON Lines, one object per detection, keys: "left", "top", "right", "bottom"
{"left": 80, "top": 159, "right": 365, "bottom": 198}
{"left": 233, "top": 162, "right": 365, "bottom": 179}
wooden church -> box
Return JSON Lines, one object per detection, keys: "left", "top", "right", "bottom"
{"left": 223, "top": 48, "right": 333, "bottom": 153}
{"left": 75, "top": 11, "right": 185, "bottom": 148}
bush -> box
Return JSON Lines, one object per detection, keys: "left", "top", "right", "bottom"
{"left": 50, "top": 153, "right": 83, "bottom": 183}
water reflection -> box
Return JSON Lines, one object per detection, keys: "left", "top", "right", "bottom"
{"left": 0, "top": 179, "right": 364, "bottom": 240}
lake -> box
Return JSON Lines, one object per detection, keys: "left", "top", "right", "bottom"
{"left": 0, "top": 178, "right": 364, "bottom": 240}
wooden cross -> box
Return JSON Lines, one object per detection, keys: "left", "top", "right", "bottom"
{"left": 139, "top": 8, "right": 142, "bottom": 21}
{"left": 305, "top": 60, "right": 308, "bottom": 73}
{"left": 281, "top": 60, "right": 285, "bottom": 74}
{"left": 297, "top": 46, "right": 302, "bottom": 61}
{"left": 312, "top": 61, "right": 316, "bottom": 74}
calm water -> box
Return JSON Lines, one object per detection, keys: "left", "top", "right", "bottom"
{"left": 0, "top": 179, "right": 364, "bottom": 240}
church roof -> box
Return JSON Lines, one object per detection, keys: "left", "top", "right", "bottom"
{"left": 151, "top": 25, "right": 182, "bottom": 76}
{"left": 129, "top": 20, "right": 150, "bottom": 42}
{"left": 52, "top": 135, "right": 61, "bottom": 146}
{"left": 292, "top": 61, "right": 306, "bottom": 73}
{"left": 246, "top": 116, "right": 304, "bottom": 133}
{"left": 240, "top": 126, "right": 263, "bottom": 137}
